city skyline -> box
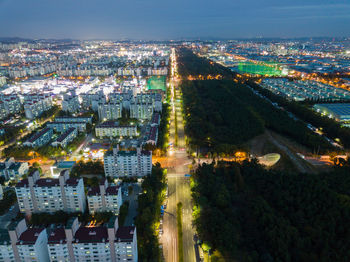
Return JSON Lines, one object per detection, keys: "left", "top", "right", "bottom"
{"left": 1, "top": 0, "right": 350, "bottom": 39}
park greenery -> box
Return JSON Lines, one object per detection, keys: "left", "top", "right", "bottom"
{"left": 70, "top": 160, "right": 105, "bottom": 177}
{"left": 191, "top": 160, "right": 350, "bottom": 261}
{"left": 249, "top": 81, "right": 350, "bottom": 149}
{"left": 135, "top": 163, "right": 167, "bottom": 262}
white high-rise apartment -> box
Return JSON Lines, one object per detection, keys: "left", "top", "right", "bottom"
{"left": 104, "top": 146, "right": 152, "bottom": 177}
{"left": 87, "top": 178, "right": 123, "bottom": 215}
{"left": 15, "top": 169, "right": 86, "bottom": 216}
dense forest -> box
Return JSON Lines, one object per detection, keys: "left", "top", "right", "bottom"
{"left": 177, "top": 48, "right": 236, "bottom": 79}
{"left": 249, "top": 81, "right": 350, "bottom": 149}
{"left": 192, "top": 160, "right": 350, "bottom": 262}
{"left": 181, "top": 80, "right": 333, "bottom": 154}
{"left": 182, "top": 80, "right": 264, "bottom": 153}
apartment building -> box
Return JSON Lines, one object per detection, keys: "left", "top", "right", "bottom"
{"left": 87, "top": 179, "right": 122, "bottom": 215}
{"left": 7, "top": 219, "right": 49, "bottom": 262}
{"left": 54, "top": 116, "right": 92, "bottom": 124}
{"left": 52, "top": 128, "right": 77, "bottom": 147}
{"left": 98, "top": 102, "right": 123, "bottom": 120}
{"left": 15, "top": 169, "right": 86, "bottom": 216}
{"left": 46, "top": 121, "right": 86, "bottom": 133}
{"left": 0, "top": 157, "right": 29, "bottom": 181}
{"left": 104, "top": 146, "right": 152, "bottom": 177}
{"left": 95, "top": 122, "right": 137, "bottom": 139}
{"left": 23, "top": 93, "right": 52, "bottom": 119}
{"left": 23, "top": 128, "right": 53, "bottom": 147}
{"left": 62, "top": 90, "right": 80, "bottom": 113}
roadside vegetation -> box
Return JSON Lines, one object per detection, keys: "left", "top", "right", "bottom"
{"left": 135, "top": 163, "right": 167, "bottom": 261}
{"left": 177, "top": 202, "right": 184, "bottom": 262}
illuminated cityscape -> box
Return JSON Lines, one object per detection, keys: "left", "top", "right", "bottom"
{"left": 1, "top": 1, "right": 350, "bottom": 262}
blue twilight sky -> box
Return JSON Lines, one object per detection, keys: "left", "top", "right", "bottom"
{"left": 0, "top": 0, "right": 349, "bottom": 39}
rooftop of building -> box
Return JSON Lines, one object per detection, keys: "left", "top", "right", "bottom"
{"left": 56, "top": 128, "right": 76, "bottom": 143}
{"left": 73, "top": 226, "right": 109, "bottom": 243}
{"left": 116, "top": 226, "right": 135, "bottom": 242}
{"left": 314, "top": 103, "right": 350, "bottom": 116}
{"left": 27, "top": 127, "right": 52, "bottom": 143}
{"left": 47, "top": 227, "right": 66, "bottom": 244}
{"left": 97, "top": 121, "right": 135, "bottom": 128}
{"left": 17, "top": 227, "right": 46, "bottom": 245}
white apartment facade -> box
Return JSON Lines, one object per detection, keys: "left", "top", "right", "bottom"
{"left": 104, "top": 146, "right": 152, "bottom": 177}
{"left": 87, "top": 179, "right": 123, "bottom": 215}
{"left": 15, "top": 170, "right": 86, "bottom": 216}
{"left": 95, "top": 122, "right": 137, "bottom": 139}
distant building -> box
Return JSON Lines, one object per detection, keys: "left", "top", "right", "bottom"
{"left": 54, "top": 116, "right": 92, "bottom": 124}
{"left": 87, "top": 178, "right": 123, "bottom": 215}
{"left": 104, "top": 146, "right": 152, "bottom": 177}
{"left": 62, "top": 90, "right": 80, "bottom": 113}
{"left": 95, "top": 122, "right": 138, "bottom": 139}
{"left": 313, "top": 103, "right": 350, "bottom": 127}
{"left": 23, "top": 128, "right": 53, "bottom": 147}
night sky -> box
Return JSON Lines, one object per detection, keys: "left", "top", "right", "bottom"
{"left": 0, "top": 0, "right": 349, "bottom": 39}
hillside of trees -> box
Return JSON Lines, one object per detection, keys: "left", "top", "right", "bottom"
{"left": 192, "top": 161, "right": 350, "bottom": 261}
{"left": 182, "top": 80, "right": 333, "bottom": 154}
{"left": 249, "top": 81, "right": 350, "bottom": 149}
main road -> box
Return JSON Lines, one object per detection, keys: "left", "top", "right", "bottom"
{"left": 161, "top": 48, "right": 197, "bottom": 262}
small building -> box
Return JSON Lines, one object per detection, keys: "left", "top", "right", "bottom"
{"left": 50, "top": 161, "right": 76, "bottom": 178}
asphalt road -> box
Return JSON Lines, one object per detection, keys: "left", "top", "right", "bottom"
{"left": 161, "top": 48, "right": 196, "bottom": 262}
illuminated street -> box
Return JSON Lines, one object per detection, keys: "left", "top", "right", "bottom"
{"left": 161, "top": 48, "right": 196, "bottom": 262}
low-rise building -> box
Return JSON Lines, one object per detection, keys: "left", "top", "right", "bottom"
{"left": 23, "top": 128, "right": 53, "bottom": 147}
{"left": 87, "top": 179, "right": 122, "bottom": 215}
{"left": 95, "top": 122, "right": 138, "bottom": 138}
{"left": 104, "top": 146, "right": 152, "bottom": 177}
{"left": 51, "top": 128, "right": 77, "bottom": 147}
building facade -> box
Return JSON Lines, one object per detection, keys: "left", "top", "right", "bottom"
{"left": 104, "top": 147, "right": 152, "bottom": 177}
